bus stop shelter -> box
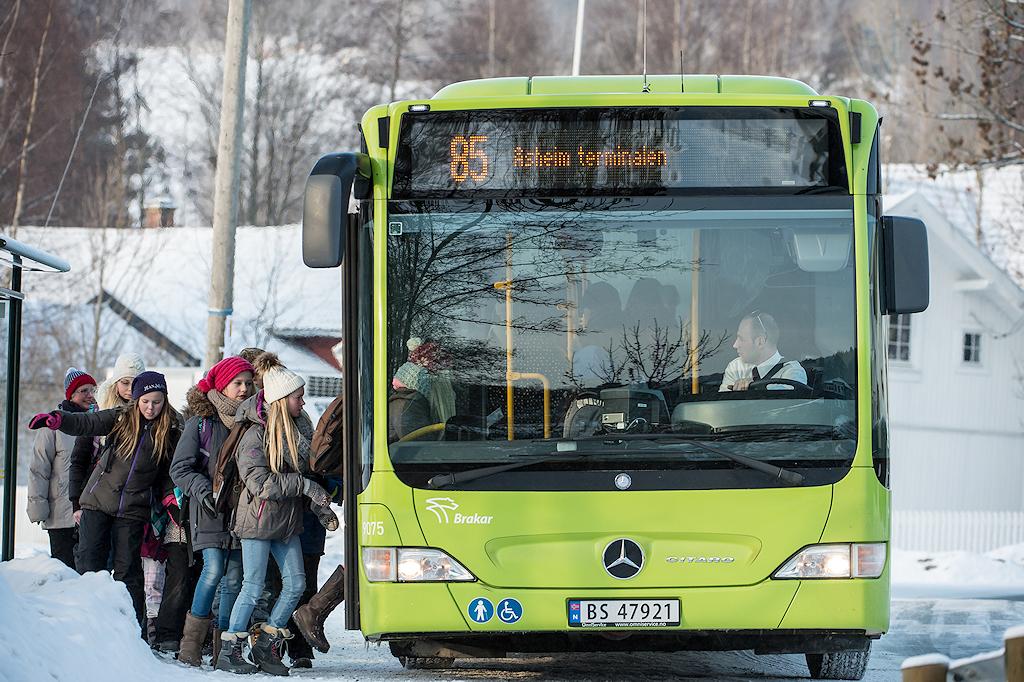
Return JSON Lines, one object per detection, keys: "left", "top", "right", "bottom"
{"left": 0, "top": 234, "right": 69, "bottom": 561}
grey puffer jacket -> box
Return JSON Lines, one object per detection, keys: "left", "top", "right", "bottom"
{"left": 232, "top": 393, "right": 314, "bottom": 542}
{"left": 169, "top": 386, "right": 238, "bottom": 552}
{"left": 27, "top": 400, "right": 88, "bottom": 529}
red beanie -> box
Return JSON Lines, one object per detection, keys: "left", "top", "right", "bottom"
{"left": 197, "top": 356, "right": 255, "bottom": 394}
{"left": 64, "top": 369, "right": 97, "bottom": 401}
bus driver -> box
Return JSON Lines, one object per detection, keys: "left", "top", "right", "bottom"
{"left": 719, "top": 311, "right": 807, "bottom": 392}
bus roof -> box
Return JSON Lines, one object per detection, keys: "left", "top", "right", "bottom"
{"left": 433, "top": 75, "right": 819, "bottom": 99}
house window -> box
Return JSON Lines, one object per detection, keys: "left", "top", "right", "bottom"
{"left": 306, "top": 375, "right": 342, "bottom": 397}
{"left": 887, "top": 314, "right": 912, "bottom": 362}
{"left": 962, "top": 332, "right": 982, "bottom": 364}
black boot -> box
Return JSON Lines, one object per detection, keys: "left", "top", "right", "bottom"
{"left": 250, "top": 624, "right": 292, "bottom": 676}
{"left": 214, "top": 632, "right": 258, "bottom": 674}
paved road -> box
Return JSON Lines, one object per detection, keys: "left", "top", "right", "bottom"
{"left": 292, "top": 599, "right": 1024, "bottom": 680}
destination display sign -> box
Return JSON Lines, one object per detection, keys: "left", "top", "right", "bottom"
{"left": 392, "top": 107, "right": 847, "bottom": 198}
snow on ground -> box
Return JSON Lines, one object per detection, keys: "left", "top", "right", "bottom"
{"left": 891, "top": 544, "right": 1024, "bottom": 599}
{"left": 0, "top": 555, "right": 208, "bottom": 682}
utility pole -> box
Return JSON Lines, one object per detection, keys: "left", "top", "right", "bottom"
{"left": 205, "top": 0, "right": 252, "bottom": 368}
{"left": 572, "top": 0, "right": 586, "bottom": 76}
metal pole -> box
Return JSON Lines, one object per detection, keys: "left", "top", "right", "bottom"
{"left": 2, "top": 259, "right": 23, "bottom": 561}
{"left": 205, "top": 0, "right": 252, "bottom": 367}
{"left": 571, "top": 0, "right": 586, "bottom": 76}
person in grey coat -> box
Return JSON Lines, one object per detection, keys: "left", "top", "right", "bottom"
{"left": 169, "top": 355, "right": 255, "bottom": 667}
{"left": 27, "top": 368, "right": 97, "bottom": 569}
{"left": 217, "top": 354, "right": 337, "bottom": 676}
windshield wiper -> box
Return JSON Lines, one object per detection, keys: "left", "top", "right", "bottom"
{"left": 712, "top": 424, "right": 853, "bottom": 442}
{"left": 575, "top": 434, "right": 804, "bottom": 486}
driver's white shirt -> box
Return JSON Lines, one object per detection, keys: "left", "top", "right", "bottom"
{"left": 719, "top": 351, "right": 807, "bottom": 391}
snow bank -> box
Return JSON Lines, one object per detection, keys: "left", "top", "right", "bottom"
{"left": 892, "top": 544, "right": 1024, "bottom": 599}
{"left": 0, "top": 556, "right": 205, "bottom": 682}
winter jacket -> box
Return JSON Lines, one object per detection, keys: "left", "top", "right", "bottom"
{"left": 232, "top": 393, "right": 314, "bottom": 542}
{"left": 169, "top": 386, "right": 237, "bottom": 552}
{"left": 58, "top": 407, "right": 179, "bottom": 524}
{"left": 27, "top": 400, "right": 88, "bottom": 529}
{"left": 388, "top": 388, "right": 433, "bottom": 442}
{"left": 69, "top": 434, "right": 102, "bottom": 511}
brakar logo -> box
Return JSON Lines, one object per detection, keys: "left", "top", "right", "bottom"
{"left": 424, "top": 497, "right": 459, "bottom": 523}
{"left": 424, "top": 498, "right": 493, "bottom": 525}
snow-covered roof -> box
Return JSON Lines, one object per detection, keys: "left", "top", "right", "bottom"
{"left": 884, "top": 164, "right": 1024, "bottom": 321}
{"left": 884, "top": 164, "right": 1024, "bottom": 290}
{"left": 14, "top": 225, "right": 342, "bottom": 376}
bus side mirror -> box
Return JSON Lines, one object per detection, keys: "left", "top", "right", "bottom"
{"left": 881, "top": 215, "right": 929, "bottom": 314}
{"left": 302, "top": 152, "right": 371, "bottom": 268}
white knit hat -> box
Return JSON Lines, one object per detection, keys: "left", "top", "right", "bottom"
{"left": 112, "top": 353, "right": 146, "bottom": 381}
{"left": 262, "top": 365, "right": 305, "bottom": 403}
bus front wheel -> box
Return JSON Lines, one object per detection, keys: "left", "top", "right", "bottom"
{"left": 805, "top": 645, "right": 870, "bottom": 680}
{"left": 398, "top": 656, "right": 455, "bottom": 670}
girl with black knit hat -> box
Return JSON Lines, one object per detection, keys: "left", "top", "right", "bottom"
{"left": 27, "top": 367, "right": 97, "bottom": 569}
{"left": 28, "top": 371, "right": 181, "bottom": 637}
{"left": 169, "top": 355, "right": 255, "bottom": 667}
{"left": 216, "top": 353, "right": 338, "bottom": 675}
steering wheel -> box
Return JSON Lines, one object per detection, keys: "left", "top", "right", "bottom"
{"left": 398, "top": 422, "right": 447, "bottom": 442}
{"left": 747, "top": 378, "right": 815, "bottom": 397}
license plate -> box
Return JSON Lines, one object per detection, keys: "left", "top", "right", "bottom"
{"left": 567, "top": 599, "right": 680, "bottom": 628}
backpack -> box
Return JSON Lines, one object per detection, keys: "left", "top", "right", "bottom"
{"left": 212, "top": 421, "right": 253, "bottom": 517}
{"left": 309, "top": 393, "right": 345, "bottom": 477}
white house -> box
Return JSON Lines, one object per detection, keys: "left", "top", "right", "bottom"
{"left": 884, "top": 165, "right": 1024, "bottom": 552}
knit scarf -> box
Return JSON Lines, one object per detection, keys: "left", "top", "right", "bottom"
{"left": 290, "top": 411, "right": 313, "bottom": 471}
{"left": 206, "top": 390, "right": 242, "bottom": 429}
{"left": 281, "top": 413, "right": 314, "bottom": 473}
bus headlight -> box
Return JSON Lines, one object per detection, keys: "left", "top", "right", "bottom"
{"left": 363, "top": 547, "right": 476, "bottom": 582}
{"left": 772, "top": 543, "right": 887, "bottom": 579}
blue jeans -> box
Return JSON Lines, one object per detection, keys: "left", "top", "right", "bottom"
{"left": 190, "top": 547, "right": 243, "bottom": 630}
{"left": 228, "top": 536, "right": 305, "bottom": 632}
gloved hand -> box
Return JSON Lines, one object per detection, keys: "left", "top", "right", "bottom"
{"left": 200, "top": 493, "right": 217, "bottom": 517}
{"left": 167, "top": 503, "right": 182, "bottom": 526}
{"left": 303, "top": 478, "right": 330, "bottom": 508}
{"left": 28, "top": 412, "right": 61, "bottom": 430}
{"left": 315, "top": 505, "right": 340, "bottom": 532}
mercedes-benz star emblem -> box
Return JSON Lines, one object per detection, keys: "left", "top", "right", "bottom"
{"left": 614, "top": 473, "right": 632, "bottom": 490}
{"left": 603, "top": 538, "right": 644, "bottom": 579}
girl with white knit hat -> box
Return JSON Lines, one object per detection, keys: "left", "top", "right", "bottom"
{"left": 216, "top": 353, "right": 338, "bottom": 675}
{"left": 96, "top": 352, "right": 147, "bottom": 410}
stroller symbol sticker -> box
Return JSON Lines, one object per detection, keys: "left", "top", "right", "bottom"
{"left": 497, "top": 598, "right": 523, "bottom": 624}
{"left": 468, "top": 597, "right": 493, "bottom": 623}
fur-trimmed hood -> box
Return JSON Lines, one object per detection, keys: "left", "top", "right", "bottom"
{"left": 183, "top": 385, "right": 217, "bottom": 421}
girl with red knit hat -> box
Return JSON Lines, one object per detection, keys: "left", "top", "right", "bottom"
{"left": 168, "top": 355, "right": 255, "bottom": 667}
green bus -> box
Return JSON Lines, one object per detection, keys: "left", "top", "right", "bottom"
{"left": 302, "top": 74, "right": 929, "bottom": 680}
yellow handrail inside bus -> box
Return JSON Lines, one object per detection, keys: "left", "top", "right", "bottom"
{"left": 689, "top": 230, "right": 701, "bottom": 394}
{"left": 496, "top": 242, "right": 553, "bottom": 440}
{"left": 398, "top": 422, "right": 446, "bottom": 442}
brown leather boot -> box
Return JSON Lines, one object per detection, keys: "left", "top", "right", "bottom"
{"left": 293, "top": 565, "right": 345, "bottom": 653}
{"left": 211, "top": 628, "right": 223, "bottom": 669}
{"left": 177, "top": 612, "right": 212, "bottom": 667}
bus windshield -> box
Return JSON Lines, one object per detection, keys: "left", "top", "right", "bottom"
{"left": 385, "top": 196, "right": 858, "bottom": 490}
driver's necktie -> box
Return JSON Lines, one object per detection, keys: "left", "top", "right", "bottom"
{"left": 752, "top": 367, "right": 761, "bottom": 381}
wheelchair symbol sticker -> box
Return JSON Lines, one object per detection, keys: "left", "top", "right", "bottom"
{"left": 468, "top": 597, "right": 493, "bottom": 623}
{"left": 496, "top": 598, "right": 523, "bottom": 624}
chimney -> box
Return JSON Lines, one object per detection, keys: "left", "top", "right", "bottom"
{"left": 143, "top": 196, "right": 177, "bottom": 228}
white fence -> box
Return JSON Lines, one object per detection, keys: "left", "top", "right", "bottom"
{"left": 893, "top": 510, "right": 1024, "bottom": 552}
